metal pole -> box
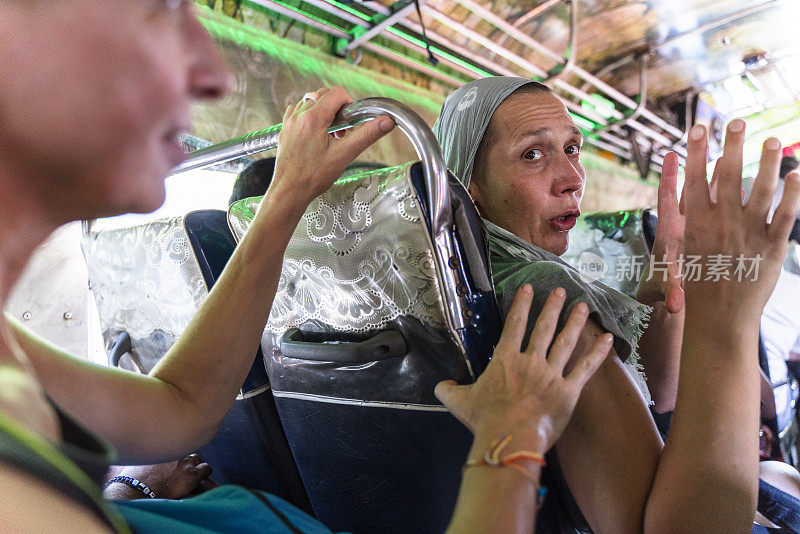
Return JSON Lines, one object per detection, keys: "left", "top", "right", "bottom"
{"left": 172, "top": 98, "right": 452, "bottom": 236}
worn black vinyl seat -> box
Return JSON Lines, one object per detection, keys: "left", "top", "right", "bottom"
{"left": 229, "top": 161, "right": 503, "bottom": 533}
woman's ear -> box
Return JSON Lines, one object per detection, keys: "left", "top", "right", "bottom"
{"left": 467, "top": 180, "right": 487, "bottom": 218}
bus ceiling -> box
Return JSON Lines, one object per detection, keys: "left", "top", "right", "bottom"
{"left": 196, "top": 0, "right": 800, "bottom": 178}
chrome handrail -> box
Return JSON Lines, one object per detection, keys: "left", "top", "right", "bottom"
{"left": 171, "top": 97, "right": 452, "bottom": 239}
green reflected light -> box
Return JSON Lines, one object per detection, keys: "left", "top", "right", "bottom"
{"left": 196, "top": 5, "right": 445, "bottom": 116}
{"left": 581, "top": 93, "right": 616, "bottom": 120}
{"left": 570, "top": 113, "right": 597, "bottom": 132}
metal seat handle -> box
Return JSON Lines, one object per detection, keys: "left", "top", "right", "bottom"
{"left": 170, "top": 97, "right": 451, "bottom": 237}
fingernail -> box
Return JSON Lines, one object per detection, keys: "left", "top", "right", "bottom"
{"left": 765, "top": 137, "right": 780, "bottom": 151}
{"left": 689, "top": 125, "right": 704, "bottom": 140}
{"left": 521, "top": 284, "right": 533, "bottom": 294}
{"left": 604, "top": 333, "right": 613, "bottom": 344}
{"left": 379, "top": 118, "right": 394, "bottom": 132}
{"left": 728, "top": 119, "right": 744, "bottom": 132}
{"left": 553, "top": 287, "right": 565, "bottom": 298}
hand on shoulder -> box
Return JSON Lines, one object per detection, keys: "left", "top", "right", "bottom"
{"left": 435, "top": 285, "right": 612, "bottom": 453}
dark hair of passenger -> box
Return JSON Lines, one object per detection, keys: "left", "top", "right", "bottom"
{"left": 471, "top": 81, "right": 553, "bottom": 185}
{"left": 228, "top": 157, "right": 276, "bottom": 205}
{"left": 780, "top": 155, "right": 799, "bottom": 179}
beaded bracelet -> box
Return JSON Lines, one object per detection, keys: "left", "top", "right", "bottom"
{"left": 103, "top": 475, "right": 157, "bottom": 499}
{"left": 463, "top": 434, "right": 546, "bottom": 485}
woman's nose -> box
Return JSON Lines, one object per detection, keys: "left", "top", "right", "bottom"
{"left": 555, "top": 157, "right": 584, "bottom": 196}
{"left": 184, "top": 11, "right": 234, "bottom": 100}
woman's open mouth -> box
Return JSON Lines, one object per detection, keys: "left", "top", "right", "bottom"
{"left": 550, "top": 211, "right": 580, "bottom": 231}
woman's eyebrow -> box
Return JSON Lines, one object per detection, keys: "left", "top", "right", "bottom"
{"left": 514, "top": 127, "right": 551, "bottom": 143}
{"left": 515, "top": 126, "right": 583, "bottom": 142}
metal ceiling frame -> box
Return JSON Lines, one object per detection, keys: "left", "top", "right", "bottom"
{"left": 244, "top": 0, "right": 701, "bottom": 176}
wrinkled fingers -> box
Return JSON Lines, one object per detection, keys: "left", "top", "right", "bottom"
{"left": 545, "top": 302, "right": 590, "bottom": 373}
{"left": 526, "top": 287, "right": 565, "bottom": 358}
{"left": 564, "top": 333, "right": 613, "bottom": 391}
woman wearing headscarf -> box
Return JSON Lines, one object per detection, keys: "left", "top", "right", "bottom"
{"left": 0, "top": 4, "right": 614, "bottom": 532}
{"left": 432, "top": 76, "right": 800, "bottom": 532}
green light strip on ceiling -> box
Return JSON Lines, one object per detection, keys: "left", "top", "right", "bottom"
{"left": 314, "top": 0, "right": 492, "bottom": 79}
{"left": 386, "top": 27, "right": 492, "bottom": 78}
{"left": 367, "top": 41, "right": 466, "bottom": 85}
{"left": 255, "top": 0, "right": 350, "bottom": 33}
{"left": 245, "top": 0, "right": 483, "bottom": 81}
{"left": 318, "top": 0, "right": 488, "bottom": 81}
{"left": 323, "top": 0, "right": 372, "bottom": 21}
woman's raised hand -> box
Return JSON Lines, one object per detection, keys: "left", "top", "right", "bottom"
{"left": 435, "top": 285, "right": 612, "bottom": 452}
{"left": 270, "top": 86, "right": 394, "bottom": 205}
{"left": 683, "top": 120, "right": 800, "bottom": 323}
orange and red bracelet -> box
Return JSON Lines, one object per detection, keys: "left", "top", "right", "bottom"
{"left": 463, "top": 434, "right": 546, "bottom": 484}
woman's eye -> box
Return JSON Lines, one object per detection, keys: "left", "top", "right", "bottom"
{"left": 523, "top": 149, "right": 544, "bottom": 160}
{"left": 565, "top": 144, "right": 581, "bottom": 156}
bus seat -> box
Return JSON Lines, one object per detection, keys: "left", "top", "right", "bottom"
{"left": 83, "top": 216, "right": 208, "bottom": 374}
{"left": 82, "top": 211, "right": 312, "bottom": 512}
{"left": 183, "top": 210, "right": 311, "bottom": 511}
{"left": 229, "top": 161, "right": 503, "bottom": 533}
{"left": 641, "top": 208, "right": 657, "bottom": 253}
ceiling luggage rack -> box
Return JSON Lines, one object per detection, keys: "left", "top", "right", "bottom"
{"left": 245, "top": 0, "right": 696, "bottom": 176}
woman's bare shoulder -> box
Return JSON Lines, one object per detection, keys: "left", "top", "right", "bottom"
{"left": 0, "top": 462, "right": 111, "bottom": 533}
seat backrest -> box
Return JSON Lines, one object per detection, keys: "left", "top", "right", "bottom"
{"left": 641, "top": 208, "right": 658, "bottom": 253}
{"left": 83, "top": 211, "right": 311, "bottom": 512}
{"left": 82, "top": 216, "right": 209, "bottom": 373}
{"left": 229, "top": 162, "right": 502, "bottom": 533}
{"left": 184, "top": 210, "right": 312, "bottom": 512}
